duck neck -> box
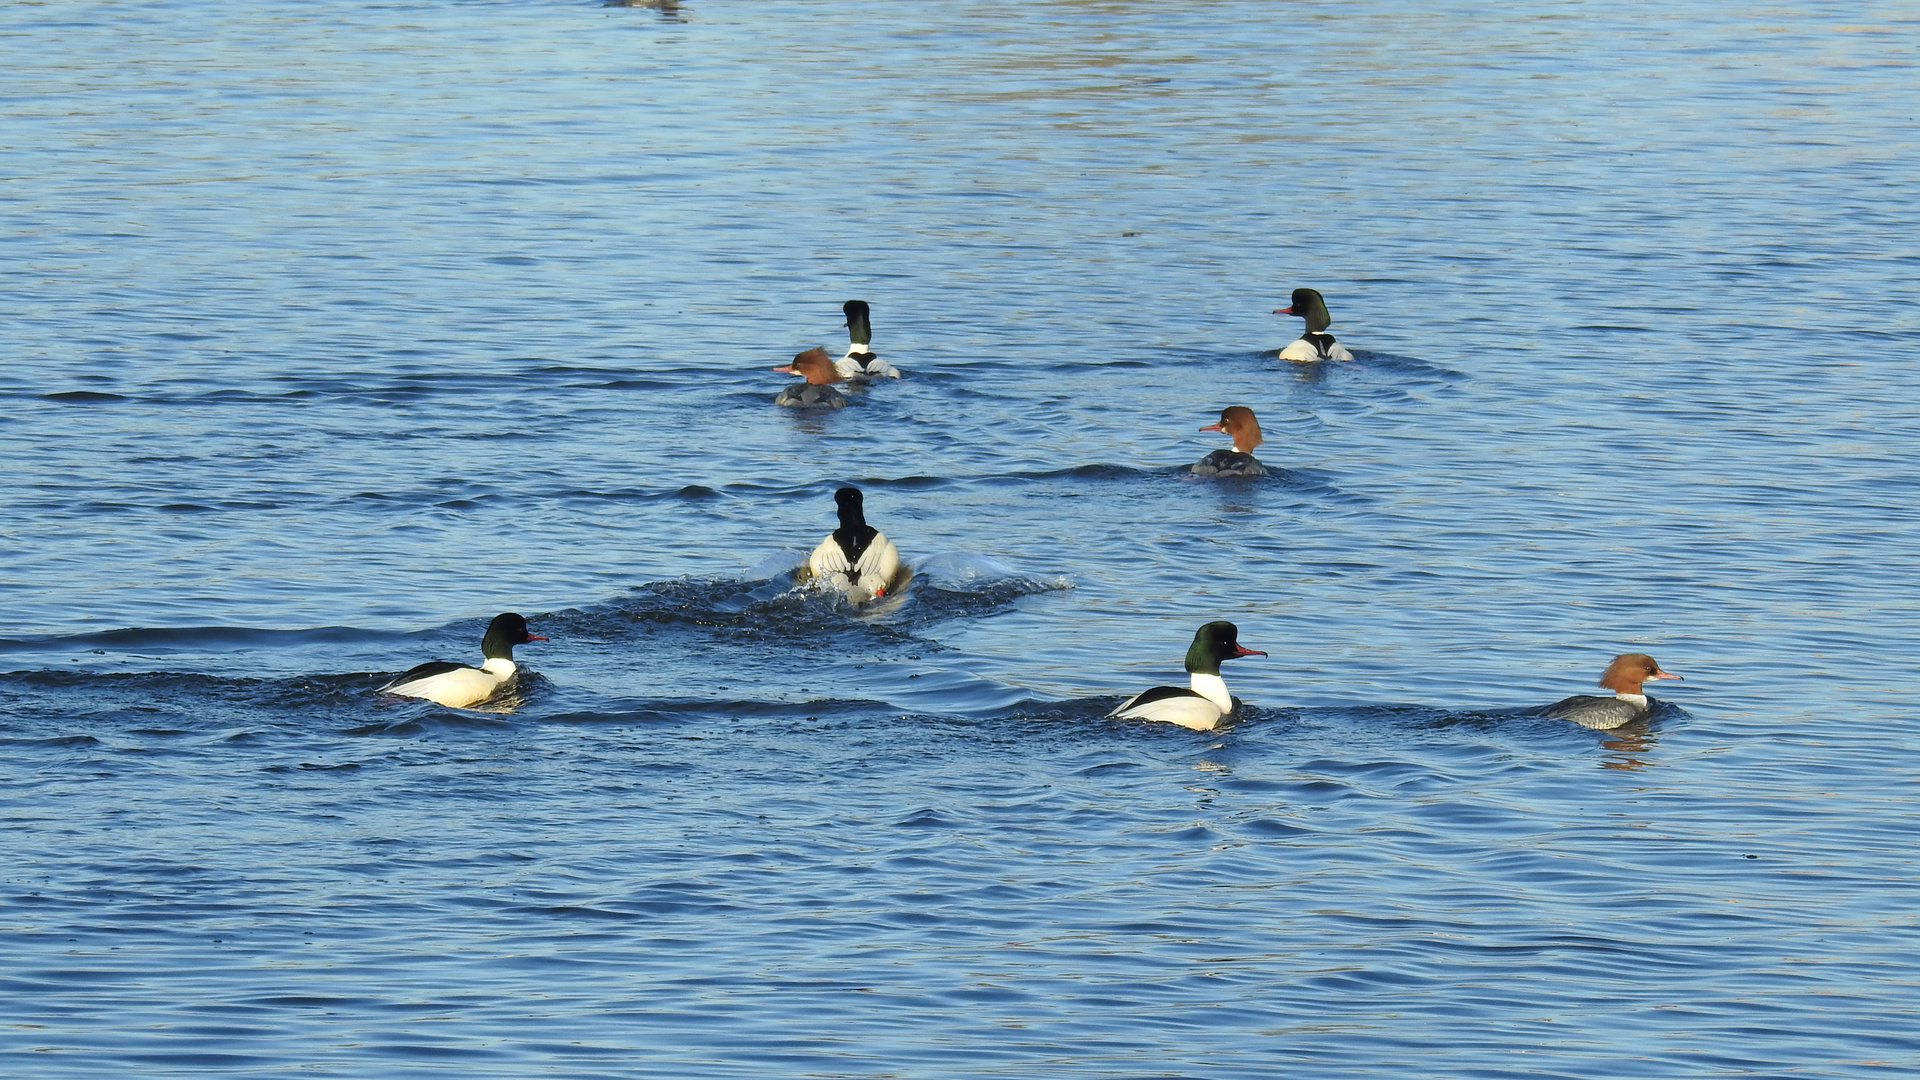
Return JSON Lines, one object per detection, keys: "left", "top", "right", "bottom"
{"left": 1613, "top": 690, "right": 1648, "bottom": 705}
{"left": 1188, "top": 671, "right": 1232, "bottom": 713}
{"left": 846, "top": 308, "right": 872, "bottom": 348}
{"left": 482, "top": 657, "right": 518, "bottom": 679}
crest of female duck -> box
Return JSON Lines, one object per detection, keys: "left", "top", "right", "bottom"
{"left": 379, "top": 612, "right": 547, "bottom": 709}
{"left": 1540, "top": 652, "right": 1682, "bottom": 729}
{"left": 802, "top": 486, "right": 912, "bottom": 603}
{"left": 1192, "top": 406, "right": 1269, "bottom": 477}
{"left": 1274, "top": 287, "right": 1356, "bottom": 363}
{"left": 772, "top": 347, "right": 849, "bottom": 409}
{"left": 1109, "top": 621, "right": 1267, "bottom": 731}
{"left": 835, "top": 300, "right": 902, "bottom": 380}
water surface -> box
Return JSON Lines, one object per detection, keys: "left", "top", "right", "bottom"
{"left": 4, "top": 1, "right": 1919, "bottom": 1076}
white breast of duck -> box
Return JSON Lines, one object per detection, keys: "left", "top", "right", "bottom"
{"left": 383, "top": 657, "right": 519, "bottom": 709}
{"left": 1111, "top": 672, "right": 1235, "bottom": 731}
{"left": 380, "top": 612, "right": 545, "bottom": 709}
{"left": 1109, "top": 621, "right": 1266, "bottom": 731}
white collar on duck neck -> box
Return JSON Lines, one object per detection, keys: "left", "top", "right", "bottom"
{"left": 1189, "top": 672, "right": 1232, "bottom": 713}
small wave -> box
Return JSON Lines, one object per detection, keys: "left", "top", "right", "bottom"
{"left": 1352, "top": 350, "right": 1467, "bottom": 380}
{"left": 345, "top": 711, "right": 515, "bottom": 737}
{"left": 0, "top": 733, "right": 104, "bottom": 748}
{"left": 557, "top": 575, "right": 933, "bottom": 653}
{"left": 926, "top": 554, "right": 1066, "bottom": 590}
{"left": 906, "top": 553, "right": 1072, "bottom": 622}
{"left": 43, "top": 390, "right": 128, "bottom": 403}
{"left": 1000, "top": 463, "right": 1163, "bottom": 482}
{"left": 558, "top": 484, "right": 725, "bottom": 503}
{"left": 0, "top": 668, "right": 269, "bottom": 692}
{"left": 0, "top": 625, "right": 410, "bottom": 655}
{"left": 541, "top": 696, "right": 900, "bottom": 726}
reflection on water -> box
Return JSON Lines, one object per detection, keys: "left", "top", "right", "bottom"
{"left": 604, "top": 0, "right": 684, "bottom": 18}
{"left": 1599, "top": 724, "right": 1658, "bottom": 771}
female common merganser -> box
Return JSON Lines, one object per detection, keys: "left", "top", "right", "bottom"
{"left": 1192, "top": 406, "right": 1269, "bottom": 477}
{"left": 802, "top": 486, "right": 912, "bottom": 603}
{"left": 835, "top": 300, "right": 901, "bottom": 380}
{"left": 379, "top": 612, "right": 547, "bottom": 709}
{"left": 1541, "top": 653, "right": 1682, "bottom": 730}
{"left": 773, "top": 347, "right": 848, "bottom": 409}
{"left": 1109, "top": 621, "right": 1266, "bottom": 731}
{"left": 1274, "top": 287, "right": 1355, "bottom": 362}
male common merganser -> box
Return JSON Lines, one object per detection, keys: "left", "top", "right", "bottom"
{"left": 773, "top": 347, "right": 848, "bottom": 409}
{"left": 1540, "top": 653, "right": 1682, "bottom": 730}
{"left": 803, "top": 486, "right": 912, "bottom": 603}
{"left": 379, "top": 612, "right": 547, "bottom": 709}
{"left": 1192, "top": 406, "right": 1269, "bottom": 477}
{"left": 835, "top": 300, "right": 901, "bottom": 380}
{"left": 1274, "top": 287, "right": 1355, "bottom": 362}
{"left": 1109, "top": 621, "right": 1266, "bottom": 731}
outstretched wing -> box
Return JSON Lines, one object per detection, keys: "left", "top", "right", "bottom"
{"left": 850, "top": 533, "right": 902, "bottom": 593}
{"left": 809, "top": 535, "right": 851, "bottom": 576}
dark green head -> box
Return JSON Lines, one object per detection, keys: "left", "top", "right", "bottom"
{"left": 844, "top": 300, "right": 872, "bottom": 348}
{"left": 1274, "top": 288, "right": 1334, "bottom": 334}
{"left": 1184, "top": 621, "right": 1266, "bottom": 675}
{"left": 481, "top": 612, "right": 547, "bottom": 660}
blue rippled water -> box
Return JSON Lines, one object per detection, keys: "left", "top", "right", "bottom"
{"left": 5, "top": 1, "right": 1919, "bottom": 1076}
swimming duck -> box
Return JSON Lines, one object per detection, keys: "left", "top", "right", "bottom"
{"left": 1109, "top": 621, "right": 1266, "bottom": 731}
{"left": 1192, "top": 406, "right": 1269, "bottom": 477}
{"left": 1540, "top": 653, "right": 1682, "bottom": 729}
{"left": 803, "top": 486, "right": 912, "bottom": 603}
{"left": 773, "top": 347, "right": 848, "bottom": 409}
{"left": 1274, "top": 287, "right": 1355, "bottom": 362}
{"left": 835, "top": 300, "right": 901, "bottom": 380}
{"left": 379, "top": 612, "right": 547, "bottom": 709}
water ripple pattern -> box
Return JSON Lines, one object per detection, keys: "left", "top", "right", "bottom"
{"left": 3, "top": 1, "right": 1917, "bottom": 1077}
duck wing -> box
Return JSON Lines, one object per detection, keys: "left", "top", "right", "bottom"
{"left": 381, "top": 660, "right": 471, "bottom": 692}
{"left": 1113, "top": 685, "right": 1194, "bottom": 713}
{"left": 1191, "top": 450, "right": 1267, "bottom": 477}
{"left": 1541, "top": 694, "right": 1646, "bottom": 730}
{"left": 1110, "top": 686, "right": 1227, "bottom": 730}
